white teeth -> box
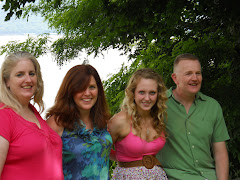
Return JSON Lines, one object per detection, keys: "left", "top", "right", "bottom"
{"left": 142, "top": 102, "right": 150, "bottom": 104}
{"left": 23, "top": 86, "right": 31, "bottom": 89}
{"left": 83, "top": 99, "right": 91, "bottom": 102}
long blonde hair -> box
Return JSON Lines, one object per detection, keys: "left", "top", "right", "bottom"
{"left": 121, "top": 68, "right": 167, "bottom": 138}
{"left": 0, "top": 51, "right": 44, "bottom": 112}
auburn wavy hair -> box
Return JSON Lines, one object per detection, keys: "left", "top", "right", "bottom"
{"left": 121, "top": 68, "right": 168, "bottom": 138}
{"left": 46, "top": 64, "right": 110, "bottom": 130}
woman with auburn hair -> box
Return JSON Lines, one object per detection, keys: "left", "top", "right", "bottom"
{"left": 46, "top": 64, "right": 112, "bottom": 179}
{"left": 108, "top": 68, "right": 168, "bottom": 179}
{"left": 0, "top": 51, "right": 63, "bottom": 179}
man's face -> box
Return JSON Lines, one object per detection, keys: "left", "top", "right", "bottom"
{"left": 172, "top": 59, "right": 202, "bottom": 96}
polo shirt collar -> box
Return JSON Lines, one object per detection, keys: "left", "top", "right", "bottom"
{"left": 167, "top": 87, "right": 207, "bottom": 101}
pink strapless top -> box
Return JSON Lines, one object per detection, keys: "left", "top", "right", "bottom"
{"left": 115, "top": 131, "right": 166, "bottom": 162}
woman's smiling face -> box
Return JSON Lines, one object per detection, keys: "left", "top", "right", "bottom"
{"left": 73, "top": 76, "right": 98, "bottom": 112}
{"left": 134, "top": 78, "right": 158, "bottom": 114}
{"left": 6, "top": 58, "right": 37, "bottom": 104}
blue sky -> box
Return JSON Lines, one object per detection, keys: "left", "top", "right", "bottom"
{"left": 0, "top": 2, "right": 55, "bottom": 35}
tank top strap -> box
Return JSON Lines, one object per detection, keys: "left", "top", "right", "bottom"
{"left": 130, "top": 116, "right": 133, "bottom": 132}
{"left": 130, "top": 122, "right": 132, "bottom": 132}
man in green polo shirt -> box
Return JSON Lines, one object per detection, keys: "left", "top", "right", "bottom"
{"left": 157, "top": 53, "right": 229, "bottom": 180}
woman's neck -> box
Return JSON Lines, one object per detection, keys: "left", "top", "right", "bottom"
{"left": 18, "top": 103, "right": 30, "bottom": 113}
{"left": 137, "top": 107, "right": 151, "bottom": 119}
{"left": 79, "top": 111, "right": 93, "bottom": 130}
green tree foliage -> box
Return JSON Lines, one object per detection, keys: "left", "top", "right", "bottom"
{"left": 0, "top": 34, "right": 51, "bottom": 58}
{"left": 1, "top": 0, "right": 36, "bottom": 20}
{"left": 1, "top": 0, "right": 240, "bottom": 178}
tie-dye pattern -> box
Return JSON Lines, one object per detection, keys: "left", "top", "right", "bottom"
{"left": 62, "top": 122, "right": 112, "bottom": 180}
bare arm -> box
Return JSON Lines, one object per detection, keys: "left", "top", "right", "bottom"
{"left": 109, "top": 149, "right": 117, "bottom": 161}
{"left": 107, "top": 111, "right": 131, "bottom": 161}
{"left": 212, "top": 141, "right": 229, "bottom": 180}
{"left": 108, "top": 116, "right": 121, "bottom": 145}
{"left": 46, "top": 116, "right": 64, "bottom": 137}
{"left": 107, "top": 117, "right": 119, "bottom": 161}
{"left": 0, "top": 136, "right": 9, "bottom": 177}
{"left": 108, "top": 111, "right": 131, "bottom": 144}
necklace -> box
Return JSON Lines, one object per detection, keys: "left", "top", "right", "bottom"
{"left": 141, "top": 116, "right": 152, "bottom": 135}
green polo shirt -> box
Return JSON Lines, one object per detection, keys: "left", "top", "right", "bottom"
{"left": 157, "top": 87, "right": 230, "bottom": 180}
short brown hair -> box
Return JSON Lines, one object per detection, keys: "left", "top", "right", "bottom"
{"left": 174, "top": 53, "right": 200, "bottom": 72}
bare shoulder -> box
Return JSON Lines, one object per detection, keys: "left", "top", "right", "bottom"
{"left": 112, "top": 110, "right": 130, "bottom": 123}
{"left": 108, "top": 111, "right": 131, "bottom": 143}
{"left": 46, "top": 116, "right": 64, "bottom": 137}
{"left": 46, "top": 115, "right": 57, "bottom": 128}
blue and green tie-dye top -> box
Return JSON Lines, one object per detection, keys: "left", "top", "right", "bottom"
{"left": 61, "top": 122, "right": 112, "bottom": 180}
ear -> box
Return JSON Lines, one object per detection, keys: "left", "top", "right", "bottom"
{"left": 171, "top": 73, "right": 178, "bottom": 85}
{"left": 6, "top": 80, "right": 10, "bottom": 88}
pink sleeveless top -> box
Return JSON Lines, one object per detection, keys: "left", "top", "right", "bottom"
{"left": 115, "top": 128, "right": 166, "bottom": 162}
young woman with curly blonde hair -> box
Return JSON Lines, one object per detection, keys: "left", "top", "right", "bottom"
{"left": 108, "top": 68, "right": 168, "bottom": 179}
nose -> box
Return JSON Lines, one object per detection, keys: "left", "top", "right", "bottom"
{"left": 83, "top": 88, "right": 91, "bottom": 95}
{"left": 25, "top": 75, "right": 32, "bottom": 82}
{"left": 144, "top": 94, "right": 150, "bottom": 100}
{"left": 192, "top": 74, "right": 198, "bottom": 80}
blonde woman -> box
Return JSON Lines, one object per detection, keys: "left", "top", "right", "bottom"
{"left": 0, "top": 51, "right": 63, "bottom": 179}
{"left": 108, "top": 68, "right": 168, "bottom": 179}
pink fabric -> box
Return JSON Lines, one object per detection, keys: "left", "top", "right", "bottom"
{"left": 0, "top": 104, "right": 64, "bottom": 180}
{"left": 115, "top": 130, "right": 166, "bottom": 162}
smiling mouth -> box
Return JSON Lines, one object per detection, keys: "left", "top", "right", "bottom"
{"left": 142, "top": 102, "right": 151, "bottom": 105}
{"left": 82, "top": 99, "right": 91, "bottom": 102}
{"left": 22, "top": 86, "right": 32, "bottom": 89}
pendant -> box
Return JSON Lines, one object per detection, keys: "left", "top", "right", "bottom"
{"left": 147, "top": 128, "right": 150, "bottom": 135}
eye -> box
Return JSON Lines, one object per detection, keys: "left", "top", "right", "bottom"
{"left": 196, "top": 72, "right": 202, "bottom": 76}
{"left": 150, "top": 91, "right": 156, "bottom": 95}
{"left": 185, "top": 72, "right": 192, "bottom": 76}
{"left": 16, "top": 73, "right": 23, "bottom": 77}
{"left": 139, "top": 91, "right": 144, "bottom": 95}
{"left": 29, "top": 72, "right": 36, "bottom": 76}
{"left": 89, "top": 85, "right": 96, "bottom": 89}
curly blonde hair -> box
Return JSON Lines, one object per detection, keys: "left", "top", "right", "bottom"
{"left": 121, "top": 68, "right": 167, "bottom": 138}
